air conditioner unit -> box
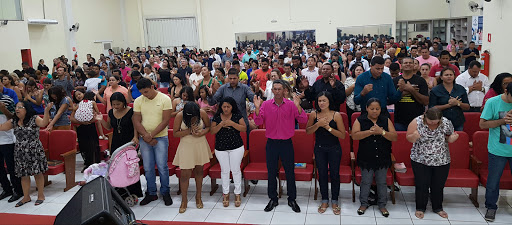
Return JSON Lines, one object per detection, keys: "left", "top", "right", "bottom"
{"left": 27, "top": 19, "right": 58, "bottom": 25}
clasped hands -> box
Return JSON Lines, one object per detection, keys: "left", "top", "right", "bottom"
{"left": 369, "top": 124, "right": 384, "bottom": 136}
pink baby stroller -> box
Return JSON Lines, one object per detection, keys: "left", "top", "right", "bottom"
{"left": 108, "top": 142, "right": 141, "bottom": 206}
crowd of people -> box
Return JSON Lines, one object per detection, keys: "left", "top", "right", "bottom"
{"left": 0, "top": 34, "right": 510, "bottom": 222}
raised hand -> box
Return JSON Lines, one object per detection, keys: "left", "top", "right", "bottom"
{"left": 362, "top": 84, "right": 373, "bottom": 95}
{"left": 253, "top": 95, "right": 263, "bottom": 109}
{"left": 329, "top": 76, "right": 336, "bottom": 88}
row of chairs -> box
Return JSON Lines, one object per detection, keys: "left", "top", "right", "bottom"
{"left": 145, "top": 127, "right": 509, "bottom": 208}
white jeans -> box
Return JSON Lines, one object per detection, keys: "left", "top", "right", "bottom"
{"left": 215, "top": 146, "right": 244, "bottom": 195}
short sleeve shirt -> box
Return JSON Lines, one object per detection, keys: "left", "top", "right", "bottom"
{"left": 133, "top": 92, "right": 172, "bottom": 138}
{"left": 212, "top": 113, "right": 244, "bottom": 151}
{"left": 481, "top": 95, "right": 512, "bottom": 157}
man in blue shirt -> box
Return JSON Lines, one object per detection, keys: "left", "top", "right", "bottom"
{"left": 0, "top": 79, "right": 20, "bottom": 203}
{"left": 242, "top": 47, "right": 257, "bottom": 64}
{"left": 128, "top": 71, "right": 143, "bottom": 101}
{"left": 354, "top": 56, "right": 403, "bottom": 116}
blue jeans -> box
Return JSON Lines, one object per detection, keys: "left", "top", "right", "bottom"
{"left": 159, "top": 82, "right": 170, "bottom": 88}
{"left": 485, "top": 152, "right": 512, "bottom": 210}
{"left": 140, "top": 136, "right": 170, "bottom": 195}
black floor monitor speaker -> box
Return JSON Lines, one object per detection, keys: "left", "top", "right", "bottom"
{"left": 54, "top": 176, "right": 136, "bottom": 225}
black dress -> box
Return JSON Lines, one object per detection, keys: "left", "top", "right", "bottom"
{"left": 109, "top": 108, "right": 143, "bottom": 197}
{"left": 356, "top": 113, "right": 392, "bottom": 171}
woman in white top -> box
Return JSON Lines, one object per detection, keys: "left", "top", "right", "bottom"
{"left": 344, "top": 63, "right": 364, "bottom": 124}
{"left": 143, "top": 65, "right": 158, "bottom": 86}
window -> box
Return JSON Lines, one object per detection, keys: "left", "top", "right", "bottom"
{"left": 0, "top": 0, "right": 22, "bottom": 20}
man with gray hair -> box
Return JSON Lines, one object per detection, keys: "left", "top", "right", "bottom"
{"left": 211, "top": 61, "right": 221, "bottom": 76}
{"left": 189, "top": 63, "right": 203, "bottom": 90}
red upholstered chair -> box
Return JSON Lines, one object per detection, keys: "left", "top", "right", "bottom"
{"left": 168, "top": 117, "right": 175, "bottom": 129}
{"left": 45, "top": 130, "right": 77, "bottom": 191}
{"left": 40, "top": 130, "right": 51, "bottom": 186}
{"left": 340, "top": 112, "right": 349, "bottom": 133}
{"left": 392, "top": 132, "right": 414, "bottom": 187}
{"left": 242, "top": 129, "right": 268, "bottom": 197}
{"left": 158, "top": 87, "right": 169, "bottom": 95}
{"left": 351, "top": 137, "right": 396, "bottom": 204}
{"left": 444, "top": 132, "right": 479, "bottom": 207}
{"left": 278, "top": 130, "right": 315, "bottom": 198}
{"left": 208, "top": 132, "right": 248, "bottom": 195}
{"left": 97, "top": 103, "right": 107, "bottom": 114}
{"left": 339, "top": 102, "right": 347, "bottom": 114}
{"left": 463, "top": 112, "right": 486, "bottom": 144}
{"left": 471, "top": 131, "right": 512, "bottom": 190}
{"left": 174, "top": 133, "right": 215, "bottom": 195}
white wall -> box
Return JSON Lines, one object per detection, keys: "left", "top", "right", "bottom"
{"left": 482, "top": 0, "right": 512, "bottom": 81}
{"left": 396, "top": 0, "right": 480, "bottom": 21}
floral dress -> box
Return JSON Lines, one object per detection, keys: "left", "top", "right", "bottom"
{"left": 13, "top": 116, "right": 47, "bottom": 177}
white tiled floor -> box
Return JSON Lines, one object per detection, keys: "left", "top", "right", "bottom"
{"left": 2, "top": 155, "right": 512, "bottom": 225}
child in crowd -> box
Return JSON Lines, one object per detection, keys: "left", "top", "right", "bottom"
{"left": 197, "top": 85, "right": 216, "bottom": 119}
{"left": 74, "top": 91, "right": 101, "bottom": 123}
{"left": 84, "top": 71, "right": 102, "bottom": 92}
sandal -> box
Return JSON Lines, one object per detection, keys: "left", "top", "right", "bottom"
{"left": 357, "top": 206, "right": 367, "bottom": 215}
{"left": 222, "top": 194, "right": 229, "bottom": 207}
{"left": 318, "top": 203, "right": 328, "bottom": 214}
{"left": 196, "top": 198, "right": 203, "bottom": 209}
{"left": 15, "top": 200, "right": 31, "bottom": 207}
{"left": 179, "top": 202, "right": 187, "bottom": 213}
{"left": 380, "top": 208, "right": 390, "bottom": 217}
{"left": 35, "top": 199, "right": 44, "bottom": 205}
{"left": 332, "top": 204, "right": 341, "bottom": 215}
{"left": 437, "top": 210, "right": 448, "bottom": 218}
{"left": 415, "top": 211, "right": 425, "bottom": 219}
{"left": 234, "top": 194, "right": 241, "bottom": 207}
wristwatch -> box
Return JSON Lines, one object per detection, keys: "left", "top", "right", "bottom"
{"left": 328, "top": 128, "right": 333, "bottom": 132}
{"left": 382, "top": 130, "right": 386, "bottom": 136}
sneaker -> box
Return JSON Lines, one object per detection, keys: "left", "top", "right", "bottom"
{"left": 140, "top": 193, "right": 158, "bottom": 206}
{"left": 163, "top": 193, "right": 173, "bottom": 206}
{"left": 485, "top": 209, "right": 496, "bottom": 222}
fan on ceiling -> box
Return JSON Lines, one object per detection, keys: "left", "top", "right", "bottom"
{"left": 468, "top": 1, "right": 483, "bottom": 12}
{"left": 69, "top": 22, "right": 79, "bottom": 32}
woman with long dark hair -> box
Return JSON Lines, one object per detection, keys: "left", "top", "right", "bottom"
{"left": 24, "top": 80, "right": 44, "bottom": 115}
{"left": 306, "top": 92, "right": 346, "bottom": 215}
{"left": 0, "top": 101, "right": 52, "bottom": 207}
{"left": 210, "top": 97, "right": 246, "bottom": 207}
{"left": 96, "top": 92, "right": 142, "bottom": 197}
{"left": 481, "top": 73, "right": 512, "bottom": 111}
{"left": 45, "top": 86, "right": 71, "bottom": 131}
{"left": 173, "top": 102, "right": 212, "bottom": 213}
{"left": 171, "top": 86, "right": 194, "bottom": 117}
{"left": 168, "top": 74, "right": 187, "bottom": 101}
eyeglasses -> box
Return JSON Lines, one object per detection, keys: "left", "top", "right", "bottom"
{"left": 15, "top": 106, "right": 25, "bottom": 109}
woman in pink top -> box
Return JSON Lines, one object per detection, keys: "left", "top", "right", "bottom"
{"left": 481, "top": 73, "right": 512, "bottom": 111}
{"left": 96, "top": 75, "right": 129, "bottom": 112}
{"left": 197, "top": 85, "right": 216, "bottom": 119}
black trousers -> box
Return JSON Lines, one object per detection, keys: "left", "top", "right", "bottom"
{"left": 314, "top": 144, "right": 341, "bottom": 202}
{"left": 266, "top": 138, "right": 296, "bottom": 201}
{"left": 411, "top": 160, "right": 450, "bottom": 212}
{"left": 0, "top": 144, "right": 22, "bottom": 195}
{"left": 76, "top": 123, "right": 100, "bottom": 167}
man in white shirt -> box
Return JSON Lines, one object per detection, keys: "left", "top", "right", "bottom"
{"left": 189, "top": 63, "right": 204, "bottom": 90}
{"left": 210, "top": 49, "right": 222, "bottom": 64}
{"left": 349, "top": 51, "right": 370, "bottom": 71}
{"left": 455, "top": 60, "right": 489, "bottom": 112}
{"left": 301, "top": 57, "right": 319, "bottom": 86}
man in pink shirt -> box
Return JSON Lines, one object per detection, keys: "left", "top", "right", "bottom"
{"left": 119, "top": 61, "right": 132, "bottom": 82}
{"left": 415, "top": 48, "right": 439, "bottom": 68}
{"left": 254, "top": 80, "right": 307, "bottom": 213}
